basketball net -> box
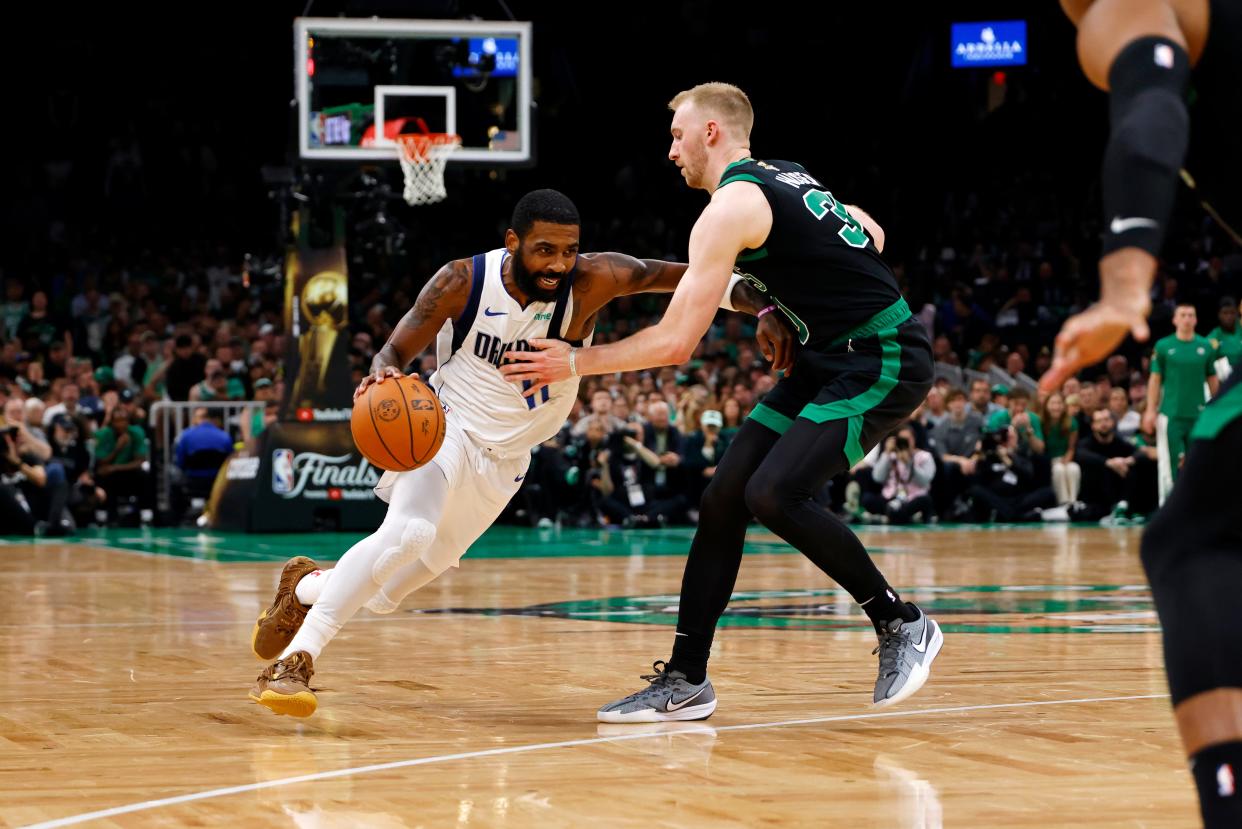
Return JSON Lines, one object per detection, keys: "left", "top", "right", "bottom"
{"left": 396, "top": 133, "right": 461, "bottom": 206}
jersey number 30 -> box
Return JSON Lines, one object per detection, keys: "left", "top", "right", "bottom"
{"left": 802, "top": 189, "right": 869, "bottom": 249}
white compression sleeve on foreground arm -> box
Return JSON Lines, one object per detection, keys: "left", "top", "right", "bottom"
{"left": 719, "top": 272, "right": 746, "bottom": 312}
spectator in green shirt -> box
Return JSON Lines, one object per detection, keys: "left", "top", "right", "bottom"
{"left": 94, "top": 407, "right": 150, "bottom": 516}
{"left": 1207, "top": 296, "right": 1241, "bottom": 378}
{"left": 1039, "top": 391, "right": 1079, "bottom": 505}
{"left": 241, "top": 378, "right": 278, "bottom": 450}
{"left": 987, "top": 387, "right": 1046, "bottom": 456}
{"left": 1143, "top": 303, "right": 1220, "bottom": 503}
{"left": 190, "top": 359, "right": 245, "bottom": 402}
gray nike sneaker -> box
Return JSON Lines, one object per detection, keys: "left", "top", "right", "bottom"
{"left": 597, "top": 661, "right": 717, "bottom": 723}
{"left": 872, "top": 605, "right": 944, "bottom": 708}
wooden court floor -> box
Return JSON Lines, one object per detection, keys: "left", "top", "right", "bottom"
{"left": 0, "top": 524, "right": 1193, "bottom": 827}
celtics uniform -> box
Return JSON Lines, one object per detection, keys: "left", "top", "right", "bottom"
{"left": 1151, "top": 333, "right": 1216, "bottom": 500}
{"left": 1208, "top": 324, "right": 1241, "bottom": 381}
{"left": 725, "top": 158, "right": 934, "bottom": 464}
{"left": 658, "top": 156, "right": 940, "bottom": 712}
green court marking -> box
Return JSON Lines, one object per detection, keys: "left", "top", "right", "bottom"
{"left": 0, "top": 523, "right": 1135, "bottom": 564}
{"left": 410, "top": 583, "right": 1157, "bottom": 635}
{"left": 0, "top": 524, "right": 1137, "bottom": 564}
{"left": 0, "top": 526, "right": 800, "bottom": 563}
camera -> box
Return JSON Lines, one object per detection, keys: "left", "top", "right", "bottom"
{"left": 894, "top": 435, "right": 910, "bottom": 451}
{"left": 979, "top": 427, "right": 1007, "bottom": 455}
{"left": 1, "top": 427, "right": 20, "bottom": 474}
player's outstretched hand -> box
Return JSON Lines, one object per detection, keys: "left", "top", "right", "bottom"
{"left": 1040, "top": 303, "right": 1150, "bottom": 394}
{"left": 500, "top": 338, "right": 572, "bottom": 398}
{"left": 756, "top": 312, "right": 795, "bottom": 374}
{"left": 355, "top": 366, "right": 402, "bottom": 400}
{"left": 1041, "top": 247, "right": 1155, "bottom": 394}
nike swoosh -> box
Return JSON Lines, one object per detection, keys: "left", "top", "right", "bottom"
{"left": 1110, "top": 216, "right": 1159, "bottom": 234}
{"left": 514, "top": 474, "right": 525, "bottom": 482}
{"left": 666, "top": 686, "right": 707, "bottom": 711}
{"left": 484, "top": 307, "right": 507, "bottom": 317}
{"left": 912, "top": 622, "right": 929, "bottom": 654}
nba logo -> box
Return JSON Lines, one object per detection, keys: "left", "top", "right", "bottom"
{"left": 272, "top": 449, "right": 295, "bottom": 495}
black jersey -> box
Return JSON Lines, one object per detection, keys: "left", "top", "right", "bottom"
{"left": 719, "top": 158, "right": 903, "bottom": 351}
{"left": 1186, "top": 0, "right": 1242, "bottom": 229}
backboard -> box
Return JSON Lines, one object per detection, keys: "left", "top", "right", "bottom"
{"left": 295, "top": 18, "right": 532, "bottom": 164}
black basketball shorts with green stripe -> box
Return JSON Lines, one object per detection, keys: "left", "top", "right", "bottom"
{"left": 748, "top": 298, "right": 933, "bottom": 470}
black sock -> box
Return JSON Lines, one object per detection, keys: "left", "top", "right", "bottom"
{"left": 1191, "top": 742, "right": 1242, "bottom": 827}
{"left": 669, "top": 630, "right": 712, "bottom": 684}
{"left": 861, "top": 589, "right": 918, "bottom": 632}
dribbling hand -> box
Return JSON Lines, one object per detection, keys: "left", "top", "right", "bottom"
{"left": 355, "top": 366, "right": 402, "bottom": 400}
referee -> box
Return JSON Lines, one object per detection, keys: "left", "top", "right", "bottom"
{"left": 1142, "top": 303, "right": 1219, "bottom": 503}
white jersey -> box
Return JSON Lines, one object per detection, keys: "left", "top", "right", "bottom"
{"left": 429, "top": 247, "right": 591, "bottom": 457}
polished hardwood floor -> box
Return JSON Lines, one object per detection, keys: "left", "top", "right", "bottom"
{"left": 0, "top": 525, "right": 1192, "bottom": 827}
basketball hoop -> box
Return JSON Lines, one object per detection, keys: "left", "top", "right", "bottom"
{"left": 395, "top": 132, "right": 461, "bottom": 206}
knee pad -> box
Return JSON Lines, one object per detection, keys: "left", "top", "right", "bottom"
{"left": 402, "top": 517, "right": 436, "bottom": 550}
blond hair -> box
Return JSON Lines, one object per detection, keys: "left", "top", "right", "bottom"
{"left": 668, "top": 82, "right": 753, "bottom": 139}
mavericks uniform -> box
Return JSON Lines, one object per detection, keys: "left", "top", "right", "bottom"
{"left": 374, "top": 248, "right": 589, "bottom": 572}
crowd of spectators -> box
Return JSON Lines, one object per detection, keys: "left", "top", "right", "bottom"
{"left": 3, "top": 234, "right": 1240, "bottom": 535}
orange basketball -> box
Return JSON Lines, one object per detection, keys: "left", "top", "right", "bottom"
{"left": 351, "top": 374, "right": 446, "bottom": 472}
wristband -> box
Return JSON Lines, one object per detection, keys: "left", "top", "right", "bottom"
{"left": 757, "top": 305, "right": 777, "bottom": 319}
{"left": 568, "top": 347, "right": 579, "bottom": 377}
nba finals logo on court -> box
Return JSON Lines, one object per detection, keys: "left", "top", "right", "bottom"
{"left": 375, "top": 398, "right": 401, "bottom": 422}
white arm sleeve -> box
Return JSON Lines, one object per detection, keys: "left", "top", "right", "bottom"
{"left": 719, "top": 272, "right": 747, "bottom": 312}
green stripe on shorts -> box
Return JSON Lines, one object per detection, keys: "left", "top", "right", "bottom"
{"left": 748, "top": 402, "right": 794, "bottom": 435}
{"left": 798, "top": 327, "right": 903, "bottom": 424}
{"left": 844, "top": 414, "right": 865, "bottom": 467}
{"left": 1191, "top": 379, "right": 1242, "bottom": 441}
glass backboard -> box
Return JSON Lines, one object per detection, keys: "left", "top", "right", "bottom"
{"left": 295, "top": 18, "right": 532, "bottom": 164}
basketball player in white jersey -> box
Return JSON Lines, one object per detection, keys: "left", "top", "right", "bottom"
{"left": 248, "top": 189, "right": 790, "bottom": 717}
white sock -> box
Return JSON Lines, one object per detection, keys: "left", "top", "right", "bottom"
{"left": 364, "top": 588, "right": 401, "bottom": 614}
{"left": 279, "top": 464, "right": 448, "bottom": 662}
{"left": 294, "top": 569, "right": 332, "bottom": 605}
{"left": 379, "top": 558, "right": 440, "bottom": 604}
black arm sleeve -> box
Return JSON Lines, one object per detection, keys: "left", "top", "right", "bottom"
{"left": 1100, "top": 36, "right": 1192, "bottom": 257}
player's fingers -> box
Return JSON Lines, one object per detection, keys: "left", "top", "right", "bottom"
{"left": 503, "top": 368, "right": 542, "bottom": 383}
{"left": 1039, "top": 365, "right": 1066, "bottom": 393}
{"left": 528, "top": 338, "right": 557, "bottom": 350}
{"left": 757, "top": 333, "right": 774, "bottom": 362}
{"left": 500, "top": 352, "right": 538, "bottom": 367}
{"left": 523, "top": 382, "right": 547, "bottom": 399}
{"left": 1131, "top": 317, "right": 1150, "bottom": 342}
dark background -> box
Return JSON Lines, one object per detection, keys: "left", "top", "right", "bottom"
{"left": 1, "top": 1, "right": 1113, "bottom": 295}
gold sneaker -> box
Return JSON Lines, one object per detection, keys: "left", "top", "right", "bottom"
{"left": 250, "top": 651, "right": 317, "bottom": 717}
{"left": 251, "top": 556, "right": 318, "bottom": 661}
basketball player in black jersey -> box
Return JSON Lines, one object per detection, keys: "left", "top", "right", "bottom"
{"left": 503, "top": 83, "right": 943, "bottom": 719}
{"left": 1040, "top": 2, "right": 1242, "bottom": 825}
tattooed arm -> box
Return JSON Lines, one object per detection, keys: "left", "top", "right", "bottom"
{"left": 355, "top": 258, "right": 470, "bottom": 399}
{"left": 578, "top": 252, "right": 771, "bottom": 314}
{"left": 572, "top": 252, "right": 793, "bottom": 371}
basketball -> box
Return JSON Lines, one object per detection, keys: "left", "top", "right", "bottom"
{"left": 351, "top": 374, "right": 446, "bottom": 472}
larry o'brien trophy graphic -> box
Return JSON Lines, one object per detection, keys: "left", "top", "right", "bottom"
{"left": 211, "top": 239, "right": 385, "bottom": 531}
